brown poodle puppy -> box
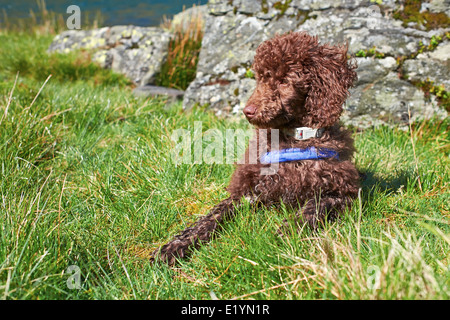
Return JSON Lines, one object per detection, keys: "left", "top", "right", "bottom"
{"left": 152, "top": 32, "right": 360, "bottom": 265}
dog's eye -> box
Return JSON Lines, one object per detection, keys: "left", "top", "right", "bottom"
{"left": 264, "top": 71, "right": 272, "bottom": 79}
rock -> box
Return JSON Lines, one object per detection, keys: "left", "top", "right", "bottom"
{"left": 183, "top": 75, "right": 256, "bottom": 115}
{"left": 133, "top": 85, "right": 184, "bottom": 99}
{"left": 170, "top": 4, "right": 208, "bottom": 33}
{"left": 428, "top": 0, "right": 450, "bottom": 17}
{"left": 47, "top": 27, "right": 110, "bottom": 52}
{"left": 402, "top": 41, "right": 450, "bottom": 88}
{"left": 133, "top": 85, "right": 185, "bottom": 106}
{"left": 298, "top": 6, "right": 446, "bottom": 57}
{"left": 48, "top": 26, "right": 172, "bottom": 86}
{"left": 353, "top": 56, "right": 397, "bottom": 85}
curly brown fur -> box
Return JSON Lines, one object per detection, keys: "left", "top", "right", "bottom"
{"left": 151, "top": 32, "right": 360, "bottom": 265}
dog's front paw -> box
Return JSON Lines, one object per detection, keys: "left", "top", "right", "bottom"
{"left": 151, "top": 239, "right": 190, "bottom": 266}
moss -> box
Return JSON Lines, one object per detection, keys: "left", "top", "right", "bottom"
{"left": 261, "top": 0, "right": 269, "bottom": 14}
{"left": 245, "top": 69, "right": 255, "bottom": 79}
{"left": 273, "top": 0, "right": 293, "bottom": 16}
{"left": 396, "top": 55, "right": 408, "bottom": 79}
{"left": 392, "top": 0, "right": 450, "bottom": 31}
{"left": 416, "top": 34, "right": 446, "bottom": 55}
{"left": 411, "top": 78, "right": 450, "bottom": 112}
{"left": 296, "top": 10, "right": 312, "bottom": 25}
{"left": 355, "top": 46, "right": 385, "bottom": 59}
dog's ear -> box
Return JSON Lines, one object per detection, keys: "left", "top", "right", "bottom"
{"left": 303, "top": 43, "right": 357, "bottom": 128}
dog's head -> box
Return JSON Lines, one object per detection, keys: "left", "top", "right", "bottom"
{"left": 243, "top": 32, "right": 357, "bottom": 129}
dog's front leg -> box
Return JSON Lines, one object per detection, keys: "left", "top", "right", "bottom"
{"left": 151, "top": 197, "right": 241, "bottom": 265}
{"left": 278, "top": 196, "right": 354, "bottom": 234}
{"left": 301, "top": 196, "right": 354, "bottom": 229}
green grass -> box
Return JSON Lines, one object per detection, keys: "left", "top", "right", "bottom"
{"left": 155, "top": 9, "right": 203, "bottom": 91}
{"left": 0, "top": 31, "right": 449, "bottom": 300}
{"left": 0, "top": 33, "right": 131, "bottom": 87}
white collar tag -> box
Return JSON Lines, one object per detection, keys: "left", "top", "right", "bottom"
{"left": 284, "top": 127, "right": 324, "bottom": 140}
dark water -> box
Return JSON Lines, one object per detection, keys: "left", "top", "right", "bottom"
{"left": 0, "top": 0, "right": 208, "bottom": 27}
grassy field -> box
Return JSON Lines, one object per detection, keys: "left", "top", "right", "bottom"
{"left": 0, "top": 31, "right": 449, "bottom": 300}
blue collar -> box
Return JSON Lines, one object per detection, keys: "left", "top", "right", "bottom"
{"left": 260, "top": 147, "right": 339, "bottom": 164}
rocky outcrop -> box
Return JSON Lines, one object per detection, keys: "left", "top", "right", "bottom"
{"left": 48, "top": 25, "right": 172, "bottom": 86}
{"left": 48, "top": 0, "right": 449, "bottom": 127}
{"left": 183, "top": 0, "right": 449, "bottom": 127}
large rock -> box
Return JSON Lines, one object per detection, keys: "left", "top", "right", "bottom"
{"left": 183, "top": 0, "right": 449, "bottom": 127}
{"left": 48, "top": 25, "right": 172, "bottom": 86}
{"left": 343, "top": 55, "right": 446, "bottom": 127}
{"left": 344, "top": 72, "right": 446, "bottom": 128}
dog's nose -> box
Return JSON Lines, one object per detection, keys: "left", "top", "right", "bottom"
{"left": 243, "top": 105, "right": 256, "bottom": 119}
